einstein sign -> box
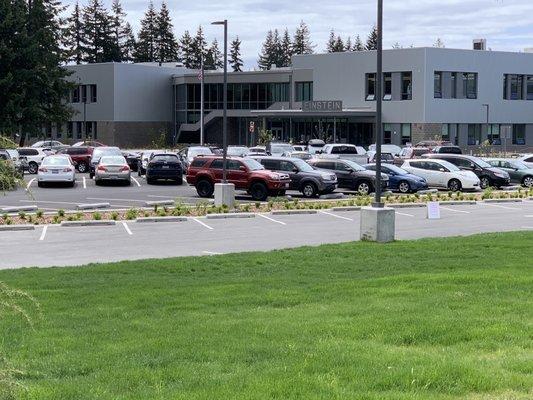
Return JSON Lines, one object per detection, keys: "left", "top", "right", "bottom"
{"left": 302, "top": 100, "right": 343, "bottom": 112}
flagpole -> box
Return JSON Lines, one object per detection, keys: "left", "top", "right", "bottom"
{"left": 200, "top": 56, "right": 205, "bottom": 146}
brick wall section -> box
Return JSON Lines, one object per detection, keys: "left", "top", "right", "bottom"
{"left": 411, "top": 123, "right": 443, "bottom": 144}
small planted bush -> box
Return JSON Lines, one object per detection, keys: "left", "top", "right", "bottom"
{"left": 93, "top": 212, "right": 102, "bottom": 221}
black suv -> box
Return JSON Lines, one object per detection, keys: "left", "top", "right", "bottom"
{"left": 253, "top": 156, "right": 337, "bottom": 197}
{"left": 432, "top": 145, "right": 462, "bottom": 154}
{"left": 422, "top": 153, "right": 510, "bottom": 189}
{"left": 146, "top": 153, "right": 183, "bottom": 185}
{"left": 308, "top": 158, "right": 388, "bottom": 195}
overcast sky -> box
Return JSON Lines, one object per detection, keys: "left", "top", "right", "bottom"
{"left": 86, "top": 0, "right": 533, "bottom": 67}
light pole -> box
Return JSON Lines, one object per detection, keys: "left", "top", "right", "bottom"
{"left": 373, "top": 0, "right": 384, "bottom": 208}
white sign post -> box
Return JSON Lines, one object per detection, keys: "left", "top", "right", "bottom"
{"left": 427, "top": 201, "right": 441, "bottom": 220}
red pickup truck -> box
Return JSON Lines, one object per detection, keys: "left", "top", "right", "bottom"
{"left": 186, "top": 156, "right": 291, "bottom": 201}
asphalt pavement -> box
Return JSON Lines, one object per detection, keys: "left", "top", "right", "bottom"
{"left": 1, "top": 201, "right": 532, "bottom": 269}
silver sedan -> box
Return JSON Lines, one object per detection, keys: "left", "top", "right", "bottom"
{"left": 94, "top": 155, "right": 131, "bottom": 185}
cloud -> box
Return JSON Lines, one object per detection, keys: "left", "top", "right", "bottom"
{"left": 82, "top": 0, "right": 533, "bottom": 67}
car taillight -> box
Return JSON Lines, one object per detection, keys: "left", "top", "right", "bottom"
{"left": 120, "top": 166, "right": 130, "bottom": 172}
{"left": 97, "top": 165, "right": 107, "bottom": 172}
{"left": 62, "top": 167, "right": 72, "bottom": 172}
{"left": 38, "top": 167, "right": 48, "bottom": 173}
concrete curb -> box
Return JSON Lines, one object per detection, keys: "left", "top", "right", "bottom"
{"left": 145, "top": 200, "right": 175, "bottom": 207}
{"left": 439, "top": 201, "right": 477, "bottom": 206}
{"left": 135, "top": 216, "right": 187, "bottom": 223}
{"left": 76, "top": 203, "right": 110, "bottom": 210}
{"left": 483, "top": 198, "right": 524, "bottom": 203}
{"left": 418, "top": 189, "right": 439, "bottom": 195}
{"left": 206, "top": 213, "right": 256, "bottom": 219}
{"left": 0, "top": 205, "right": 38, "bottom": 213}
{"left": 331, "top": 206, "right": 361, "bottom": 212}
{"left": 271, "top": 209, "right": 318, "bottom": 215}
{"left": 387, "top": 203, "right": 427, "bottom": 209}
{"left": 0, "top": 224, "right": 35, "bottom": 231}
{"left": 61, "top": 220, "right": 116, "bottom": 227}
{"left": 319, "top": 193, "right": 346, "bottom": 200}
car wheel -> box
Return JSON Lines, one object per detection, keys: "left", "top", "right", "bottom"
{"left": 89, "top": 172, "right": 94, "bottom": 179}
{"left": 398, "top": 180, "right": 411, "bottom": 194}
{"left": 176, "top": 176, "right": 183, "bottom": 185}
{"left": 301, "top": 182, "right": 318, "bottom": 198}
{"left": 146, "top": 178, "right": 154, "bottom": 185}
{"left": 448, "top": 179, "right": 462, "bottom": 192}
{"left": 37, "top": 181, "right": 44, "bottom": 188}
{"left": 522, "top": 176, "right": 533, "bottom": 188}
{"left": 28, "top": 162, "right": 38, "bottom": 174}
{"left": 250, "top": 182, "right": 269, "bottom": 201}
{"left": 196, "top": 179, "right": 214, "bottom": 198}
{"left": 69, "top": 180, "right": 75, "bottom": 188}
{"left": 77, "top": 161, "right": 88, "bottom": 173}
{"left": 479, "top": 176, "right": 491, "bottom": 189}
{"left": 356, "top": 181, "right": 372, "bottom": 196}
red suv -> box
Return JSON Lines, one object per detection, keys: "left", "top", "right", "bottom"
{"left": 57, "top": 146, "right": 94, "bottom": 173}
{"left": 186, "top": 156, "right": 291, "bottom": 201}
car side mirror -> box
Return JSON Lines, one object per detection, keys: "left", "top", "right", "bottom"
{"left": 439, "top": 168, "right": 446, "bottom": 172}
{"left": 293, "top": 167, "right": 299, "bottom": 173}
{"left": 239, "top": 165, "right": 246, "bottom": 171}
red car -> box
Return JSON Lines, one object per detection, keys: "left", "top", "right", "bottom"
{"left": 57, "top": 146, "right": 94, "bottom": 173}
{"left": 186, "top": 156, "right": 291, "bottom": 201}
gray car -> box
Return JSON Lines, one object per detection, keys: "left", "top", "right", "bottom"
{"left": 94, "top": 155, "right": 131, "bottom": 185}
{"left": 253, "top": 156, "right": 337, "bottom": 197}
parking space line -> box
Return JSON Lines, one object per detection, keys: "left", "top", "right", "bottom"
{"left": 20, "top": 200, "right": 80, "bottom": 205}
{"left": 440, "top": 207, "right": 470, "bottom": 214}
{"left": 480, "top": 203, "right": 517, "bottom": 211}
{"left": 396, "top": 212, "right": 414, "bottom": 217}
{"left": 319, "top": 210, "right": 354, "bottom": 221}
{"left": 121, "top": 222, "right": 133, "bottom": 235}
{"left": 26, "top": 178, "right": 35, "bottom": 190}
{"left": 192, "top": 218, "right": 214, "bottom": 230}
{"left": 83, "top": 177, "right": 87, "bottom": 189}
{"left": 525, "top": 215, "right": 533, "bottom": 218}
{"left": 131, "top": 177, "right": 141, "bottom": 187}
{"left": 39, "top": 226, "right": 47, "bottom": 241}
{"left": 258, "top": 214, "right": 287, "bottom": 225}
{"left": 86, "top": 197, "right": 147, "bottom": 203}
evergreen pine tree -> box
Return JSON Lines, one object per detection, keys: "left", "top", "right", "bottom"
{"left": 155, "top": 1, "right": 178, "bottom": 62}
{"left": 190, "top": 25, "right": 207, "bottom": 69}
{"left": 353, "top": 34, "right": 364, "bottom": 51}
{"left": 122, "top": 22, "right": 136, "bottom": 62}
{"left": 326, "top": 29, "right": 336, "bottom": 53}
{"left": 392, "top": 41, "right": 401, "bottom": 49}
{"left": 271, "top": 29, "right": 282, "bottom": 67}
{"left": 433, "top": 38, "right": 445, "bottom": 48}
{"left": 279, "top": 28, "right": 292, "bottom": 67}
{"left": 366, "top": 25, "right": 378, "bottom": 50}
{"left": 333, "top": 36, "right": 345, "bottom": 52}
{"left": 179, "top": 30, "right": 194, "bottom": 68}
{"left": 63, "top": 2, "right": 83, "bottom": 64}
{"left": 257, "top": 30, "right": 275, "bottom": 70}
{"left": 345, "top": 36, "right": 352, "bottom": 52}
{"left": 204, "top": 39, "right": 223, "bottom": 70}
{"left": 81, "top": 0, "right": 112, "bottom": 63}
{"left": 229, "top": 36, "right": 243, "bottom": 72}
{"left": 134, "top": 1, "right": 157, "bottom": 62}
{"left": 292, "top": 21, "right": 314, "bottom": 55}
{"left": 110, "top": 0, "right": 127, "bottom": 61}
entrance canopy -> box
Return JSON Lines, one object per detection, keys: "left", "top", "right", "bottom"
{"left": 250, "top": 107, "right": 376, "bottom": 119}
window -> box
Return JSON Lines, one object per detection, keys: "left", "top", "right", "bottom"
{"left": 315, "top": 161, "right": 335, "bottom": 170}
{"left": 527, "top": 76, "right": 533, "bottom": 100}
{"left": 295, "top": 82, "right": 313, "bottom": 102}
{"left": 512, "top": 124, "right": 526, "bottom": 145}
{"left": 401, "top": 124, "right": 411, "bottom": 145}
{"left": 401, "top": 72, "right": 412, "bottom": 100}
{"left": 383, "top": 73, "right": 392, "bottom": 100}
{"left": 508, "top": 74, "right": 523, "bottom": 100}
{"left": 81, "top": 85, "right": 87, "bottom": 103}
{"left": 86, "top": 121, "right": 93, "bottom": 138}
{"left": 76, "top": 121, "right": 83, "bottom": 139}
{"left": 90, "top": 85, "right": 97, "bottom": 102}
{"left": 503, "top": 74, "right": 508, "bottom": 99}
{"left": 489, "top": 124, "right": 500, "bottom": 145}
{"left": 462, "top": 73, "right": 477, "bottom": 99}
{"left": 210, "top": 159, "right": 223, "bottom": 169}
{"left": 93, "top": 122, "right": 97, "bottom": 139}
{"left": 383, "top": 124, "right": 392, "bottom": 144}
{"left": 190, "top": 158, "right": 208, "bottom": 168}
{"left": 227, "top": 160, "right": 243, "bottom": 170}
{"left": 366, "top": 73, "right": 376, "bottom": 101}
{"left": 451, "top": 72, "right": 457, "bottom": 98}
{"left": 441, "top": 124, "right": 449, "bottom": 141}
{"left": 434, "top": 72, "right": 442, "bottom": 98}
{"left": 467, "top": 124, "right": 481, "bottom": 145}
{"left": 72, "top": 86, "right": 80, "bottom": 103}
{"left": 67, "top": 122, "right": 73, "bottom": 139}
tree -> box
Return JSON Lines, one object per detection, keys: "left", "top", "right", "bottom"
{"left": 63, "top": 2, "right": 83, "bottom": 64}
{"left": 257, "top": 30, "right": 275, "bottom": 70}
{"left": 122, "top": 22, "right": 136, "bottom": 62}
{"left": 134, "top": 1, "right": 157, "bottom": 62}
{"left": 229, "top": 37, "right": 243, "bottom": 72}
{"left": 81, "top": 0, "right": 117, "bottom": 63}
{"left": 190, "top": 25, "right": 207, "bottom": 69}
{"left": 205, "top": 39, "right": 223, "bottom": 70}
{"left": 333, "top": 36, "right": 345, "bottom": 52}
{"left": 366, "top": 25, "right": 378, "bottom": 50}
{"left": 279, "top": 28, "right": 292, "bottom": 67}
{"left": 353, "top": 34, "right": 364, "bottom": 51}
{"left": 110, "top": 0, "right": 127, "bottom": 61}
{"left": 293, "top": 21, "right": 314, "bottom": 55}
{"left": 155, "top": 1, "right": 178, "bottom": 62}
{"left": 179, "top": 30, "right": 194, "bottom": 68}
{"left": 345, "top": 37, "right": 352, "bottom": 52}
{"left": 392, "top": 41, "right": 401, "bottom": 49}
{"left": 326, "top": 29, "right": 336, "bottom": 53}
{"left": 434, "top": 38, "right": 445, "bottom": 48}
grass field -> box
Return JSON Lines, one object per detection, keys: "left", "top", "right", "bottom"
{"left": 0, "top": 232, "right": 532, "bottom": 399}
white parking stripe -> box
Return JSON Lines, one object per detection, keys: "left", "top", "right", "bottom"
{"left": 396, "top": 212, "right": 414, "bottom": 217}
{"left": 319, "top": 210, "right": 354, "bottom": 221}
{"left": 440, "top": 207, "right": 470, "bottom": 214}
{"left": 20, "top": 200, "right": 79, "bottom": 205}
{"left": 131, "top": 177, "right": 141, "bottom": 187}
{"left": 480, "top": 203, "right": 517, "bottom": 211}
{"left": 525, "top": 215, "right": 533, "bottom": 218}
{"left": 83, "top": 177, "right": 87, "bottom": 189}
{"left": 39, "top": 226, "right": 47, "bottom": 241}
{"left": 26, "top": 178, "right": 35, "bottom": 190}
{"left": 86, "top": 197, "right": 147, "bottom": 203}
{"left": 202, "top": 251, "right": 222, "bottom": 255}
{"left": 258, "top": 213, "right": 286, "bottom": 225}
{"left": 121, "top": 222, "right": 132, "bottom": 235}
{"left": 192, "top": 218, "right": 214, "bottom": 230}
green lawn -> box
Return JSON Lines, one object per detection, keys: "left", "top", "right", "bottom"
{"left": 1, "top": 233, "right": 532, "bottom": 400}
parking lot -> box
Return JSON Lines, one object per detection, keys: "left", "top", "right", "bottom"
{"left": 1, "top": 200, "right": 532, "bottom": 269}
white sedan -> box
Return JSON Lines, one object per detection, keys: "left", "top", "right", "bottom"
{"left": 37, "top": 155, "right": 76, "bottom": 187}
{"left": 402, "top": 159, "right": 480, "bottom": 191}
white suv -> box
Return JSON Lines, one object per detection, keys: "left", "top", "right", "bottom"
{"left": 18, "top": 148, "right": 49, "bottom": 174}
{"left": 402, "top": 159, "right": 480, "bottom": 191}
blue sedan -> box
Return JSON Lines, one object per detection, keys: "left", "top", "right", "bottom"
{"left": 364, "top": 163, "right": 428, "bottom": 193}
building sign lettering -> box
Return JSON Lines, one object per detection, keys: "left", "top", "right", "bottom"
{"left": 302, "top": 100, "right": 343, "bottom": 112}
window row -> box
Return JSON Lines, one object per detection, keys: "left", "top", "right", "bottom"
{"left": 441, "top": 123, "right": 526, "bottom": 146}
{"left": 295, "top": 81, "right": 313, "bottom": 102}
{"left": 71, "top": 84, "right": 97, "bottom": 103}
{"left": 176, "top": 82, "right": 290, "bottom": 111}
{"left": 434, "top": 71, "right": 477, "bottom": 99}
{"left": 383, "top": 123, "right": 412, "bottom": 145}
{"left": 365, "top": 72, "right": 412, "bottom": 101}
{"left": 503, "top": 74, "right": 533, "bottom": 100}
{"left": 63, "top": 121, "right": 98, "bottom": 139}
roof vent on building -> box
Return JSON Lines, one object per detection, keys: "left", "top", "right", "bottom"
{"left": 473, "top": 39, "right": 487, "bottom": 50}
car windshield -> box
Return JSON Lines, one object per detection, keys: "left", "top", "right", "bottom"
{"left": 473, "top": 158, "right": 492, "bottom": 168}
{"left": 510, "top": 160, "right": 530, "bottom": 170}
{"left": 6, "top": 150, "right": 18, "bottom": 157}
{"left": 272, "top": 144, "right": 293, "bottom": 153}
{"left": 242, "top": 158, "right": 264, "bottom": 171}
{"left": 189, "top": 147, "right": 212, "bottom": 158}
{"left": 439, "top": 160, "right": 460, "bottom": 172}
{"left": 383, "top": 164, "right": 407, "bottom": 175}
{"left": 94, "top": 148, "right": 121, "bottom": 159}
{"left": 227, "top": 147, "right": 249, "bottom": 156}
{"left": 343, "top": 160, "right": 365, "bottom": 171}
{"left": 292, "top": 158, "right": 314, "bottom": 172}
{"left": 152, "top": 155, "right": 179, "bottom": 162}
{"left": 100, "top": 156, "right": 126, "bottom": 164}
{"left": 42, "top": 157, "right": 70, "bottom": 166}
